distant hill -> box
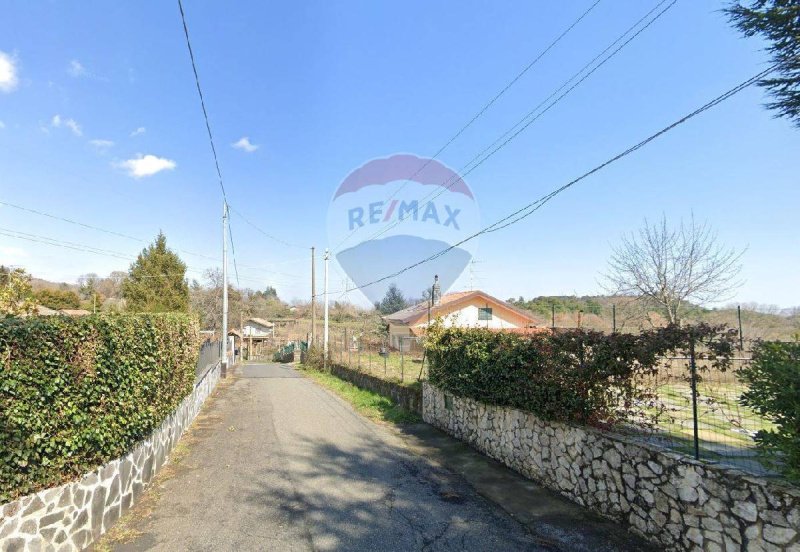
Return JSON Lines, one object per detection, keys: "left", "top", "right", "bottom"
{"left": 507, "top": 295, "right": 799, "bottom": 342}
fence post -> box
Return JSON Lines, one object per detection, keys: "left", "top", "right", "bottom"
{"left": 737, "top": 305, "right": 744, "bottom": 351}
{"left": 689, "top": 335, "right": 700, "bottom": 461}
{"left": 358, "top": 337, "right": 361, "bottom": 371}
{"left": 383, "top": 340, "right": 387, "bottom": 377}
{"left": 612, "top": 304, "right": 616, "bottom": 333}
{"left": 401, "top": 342, "right": 404, "bottom": 383}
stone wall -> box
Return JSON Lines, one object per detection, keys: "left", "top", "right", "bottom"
{"left": 0, "top": 362, "right": 222, "bottom": 552}
{"left": 326, "top": 363, "right": 422, "bottom": 414}
{"left": 423, "top": 383, "right": 800, "bottom": 551}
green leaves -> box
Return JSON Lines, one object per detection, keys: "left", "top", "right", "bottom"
{"left": 738, "top": 341, "right": 800, "bottom": 480}
{"left": 426, "top": 323, "right": 736, "bottom": 428}
{"left": 0, "top": 313, "right": 199, "bottom": 502}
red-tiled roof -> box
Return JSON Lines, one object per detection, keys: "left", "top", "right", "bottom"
{"left": 384, "top": 290, "right": 541, "bottom": 326}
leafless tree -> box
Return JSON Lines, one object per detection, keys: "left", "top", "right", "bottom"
{"left": 603, "top": 215, "right": 744, "bottom": 325}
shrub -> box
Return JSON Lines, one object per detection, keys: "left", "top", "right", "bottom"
{"left": 0, "top": 313, "right": 200, "bottom": 502}
{"left": 425, "top": 323, "right": 735, "bottom": 427}
{"left": 738, "top": 341, "right": 800, "bottom": 481}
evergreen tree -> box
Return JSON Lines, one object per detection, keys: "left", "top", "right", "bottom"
{"left": 375, "top": 283, "right": 408, "bottom": 315}
{"left": 726, "top": 1, "right": 800, "bottom": 126}
{"left": 122, "top": 232, "right": 189, "bottom": 312}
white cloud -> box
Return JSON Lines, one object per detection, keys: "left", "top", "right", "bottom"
{"left": 232, "top": 136, "right": 259, "bottom": 153}
{"left": 0, "top": 51, "right": 19, "bottom": 93}
{"left": 67, "top": 59, "right": 86, "bottom": 78}
{"left": 51, "top": 114, "right": 83, "bottom": 136}
{"left": 117, "top": 154, "right": 176, "bottom": 178}
{"left": 130, "top": 126, "right": 146, "bottom": 137}
{"left": 0, "top": 120, "right": 5, "bottom": 129}
{"left": 89, "top": 139, "right": 114, "bottom": 151}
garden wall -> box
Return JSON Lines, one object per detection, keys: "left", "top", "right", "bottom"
{"left": 327, "top": 363, "right": 422, "bottom": 414}
{"left": 0, "top": 361, "right": 221, "bottom": 551}
{"left": 423, "top": 383, "right": 800, "bottom": 551}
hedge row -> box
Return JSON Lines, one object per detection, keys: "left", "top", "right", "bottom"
{"left": 0, "top": 314, "right": 200, "bottom": 503}
{"left": 738, "top": 341, "right": 800, "bottom": 481}
{"left": 425, "top": 324, "right": 735, "bottom": 428}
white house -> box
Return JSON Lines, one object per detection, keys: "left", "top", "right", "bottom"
{"left": 243, "top": 317, "right": 274, "bottom": 338}
{"left": 383, "top": 290, "right": 541, "bottom": 350}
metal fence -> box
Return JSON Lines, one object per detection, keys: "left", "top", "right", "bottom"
{"left": 195, "top": 339, "right": 221, "bottom": 383}
{"left": 323, "top": 329, "right": 426, "bottom": 385}
{"left": 628, "top": 351, "right": 777, "bottom": 476}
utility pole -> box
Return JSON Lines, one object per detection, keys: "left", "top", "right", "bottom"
{"left": 310, "top": 246, "right": 316, "bottom": 348}
{"left": 221, "top": 201, "right": 229, "bottom": 377}
{"left": 323, "top": 249, "right": 330, "bottom": 364}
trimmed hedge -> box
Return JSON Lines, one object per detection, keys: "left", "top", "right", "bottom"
{"left": 738, "top": 341, "right": 800, "bottom": 481}
{"left": 426, "top": 324, "right": 735, "bottom": 428}
{"left": 0, "top": 314, "right": 200, "bottom": 503}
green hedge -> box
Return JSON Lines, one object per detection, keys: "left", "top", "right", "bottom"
{"left": 0, "top": 314, "right": 199, "bottom": 503}
{"left": 426, "top": 324, "right": 735, "bottom": 427}
{"left": 738, "top": 341, "right": 800, "bottom": 481}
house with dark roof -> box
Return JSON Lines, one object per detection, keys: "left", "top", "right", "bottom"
{"left": 383, "top": 288, "right": 541, "bottom": 350}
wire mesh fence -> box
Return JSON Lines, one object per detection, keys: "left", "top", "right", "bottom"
{"left": 325, "top": 329, "right": 426, "bottom": 385}
{"left": 631, "top": 351, "right": 776, "bottom": 476}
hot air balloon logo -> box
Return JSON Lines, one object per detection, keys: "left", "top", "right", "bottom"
{"left": 327, "top": 154, "right": 479, "bottom": 305}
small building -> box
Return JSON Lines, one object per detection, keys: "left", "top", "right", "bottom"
{"left": 383, "top": 290, "right": 541, "bottom": 350}
{"left": 242, "top": 318, "right": 275, "bottom": 359}
{"left": 243, "top": 318, "right": 274, "bottom": 338}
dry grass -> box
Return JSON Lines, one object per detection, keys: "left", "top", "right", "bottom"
{"left": 92, "top": 375, "right": 233, "bottom": 550}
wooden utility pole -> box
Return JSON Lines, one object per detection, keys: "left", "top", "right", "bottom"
{"left": 310, "top": 246, "right": 316, "bottom": 348}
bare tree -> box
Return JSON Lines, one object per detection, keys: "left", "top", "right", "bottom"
{"left": 603, "top": 216, "right": 744, "bottom": 325}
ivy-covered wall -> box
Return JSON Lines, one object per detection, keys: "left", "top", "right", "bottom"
{"left": 0, "top": 314, "right": 200, "bottom": 503}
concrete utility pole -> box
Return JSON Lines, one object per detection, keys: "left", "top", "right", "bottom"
{"left": 221, "top": 201, "right": 229, "bottom": 377}
{"left": 323, "top": 249, "right": 330, "bottom": 362}
{"left": 310, "top": 246, "right": 316, "bottom": 348}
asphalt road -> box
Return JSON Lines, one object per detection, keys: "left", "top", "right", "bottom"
{"left": 106, "top": 363, "right": 651, "bottom": 551}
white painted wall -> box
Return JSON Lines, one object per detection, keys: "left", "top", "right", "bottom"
{"left": 243, "top": 323, "right": 273, "bottom": 337}
{"left": 388, "top": 300, "right": 525, "bottom": 349}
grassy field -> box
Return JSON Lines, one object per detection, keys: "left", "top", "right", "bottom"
{"left": 327, "top": 346, "right": 427, "bottom": 387}
{"left": 636, "top": 364, "right": 777, "bottom": 474}
{"left": 298, "top": 365, "right": 420, "bottom": 424}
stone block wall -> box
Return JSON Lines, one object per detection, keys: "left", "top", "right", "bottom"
{"left": 423, "top": 383, "right": 800, "bottom": 551}
{"left": 0, "top": 362, "right": 221, "bottom": 552}
{"left": 326, "top": 363, "right": 422, "bottom": 414}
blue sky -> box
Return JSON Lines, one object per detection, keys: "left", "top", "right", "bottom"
{"left": 0, "top": 1, "right": 798, "bottom": 308}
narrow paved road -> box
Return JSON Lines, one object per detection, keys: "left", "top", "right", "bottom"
{"left": 107, "top": 364, "right": 650, "bottom": 551}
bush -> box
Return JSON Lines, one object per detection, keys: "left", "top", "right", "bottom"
{"left": 0, "top": 313, "right": 200, "bottom": 502}
{"left": 738, "top": 341, "right": 800, "bottom": 481}
{"left": 425, "top": 323, "right": 735, "bottom": 427}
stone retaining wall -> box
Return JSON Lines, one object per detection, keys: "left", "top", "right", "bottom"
{"left": 423, "top": 383, "right": 800, "bottom": 551}
{"left": 325, "top": 363, "right": 422, "bottom": 414}
{"left": 0, "top": 362, "right": 222, "bottom": 552}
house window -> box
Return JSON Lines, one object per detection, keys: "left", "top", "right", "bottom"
{"left": 478, "top": 307, "right": 492, "bottom": 321}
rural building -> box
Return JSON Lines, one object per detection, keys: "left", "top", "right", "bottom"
{"left": 243, "top": 317, "right": 274, "bottom": 338}
{"left": 383, "top": 289, "right": 541, "bottom": 350}
{"left": 241, "top": 317, "right": 275, "bottom": 359}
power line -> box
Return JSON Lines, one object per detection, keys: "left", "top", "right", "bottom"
{"left": 177, "top": 0, "right": 227, "bottom": 202}
{"left": 227, "top": 217, "right": 241, "bottom": 287}
{"left": 331, "top": 0, "right": 604, "bottom": 252}
{"left": 227, "top": 205, "right": 307, "bottom": 249}
{"left": 0, "top": 227, "right": 291, "bottom": 287}
{"left": 0, "top": 200, "right": 141, "bottom": 242}
{"left": 337, "top": 0, "right": 677, "bottom": 252}
{"left": 0, "top": 198, "right": 300, "bottom": 277}
{"left": 322, "top": 64, "right": 776, "bottom": 296}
